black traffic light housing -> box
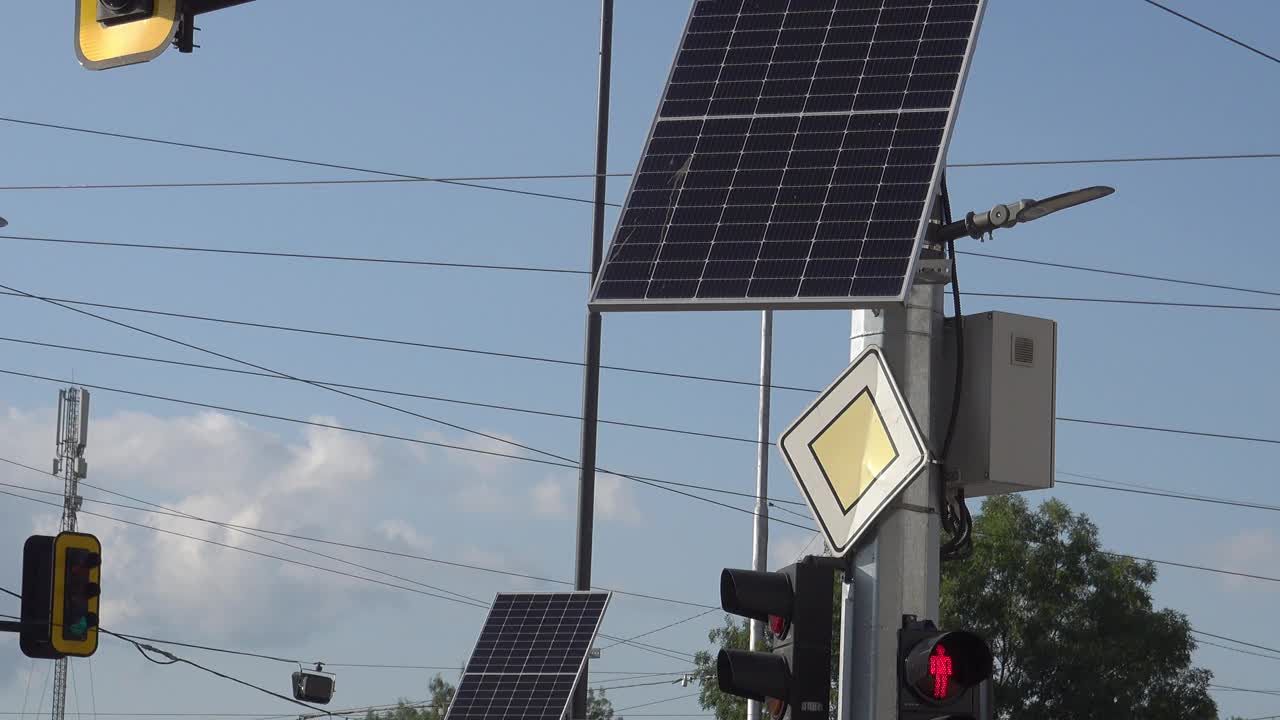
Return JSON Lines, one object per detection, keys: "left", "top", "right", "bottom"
{"left": 97, "top": 0, "right": 155, "bottom": 26}
{"left": 717, "top": 557, "right": 836, "bottom": 720}
{"left": 293, "top": 664, "right": 336, "bottom": 704}
{"left": 897, "top": 617, "right": 993, "bottom": 720}
{"left": 19, "top": 535, "right": 60, "bottom": 659}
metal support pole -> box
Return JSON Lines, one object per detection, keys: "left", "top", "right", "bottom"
{"left": 837, "top": 280, "right": 944, "bottom": 720}
{"left": 746, "top": 310, "right": 773, "bottom": 720}
{"left": 572, "top": 2, "right": 613, "bottom": 719}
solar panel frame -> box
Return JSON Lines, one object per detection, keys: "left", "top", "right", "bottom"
{"left": 589, "top": 0, "right": 989, "bottom": 312}
{"left": 442, "top": 591, "right": 611, "bottom": 720}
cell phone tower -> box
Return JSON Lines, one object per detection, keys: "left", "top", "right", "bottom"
{"left": 50, "top": 387, "right": 90, "bottom": 720}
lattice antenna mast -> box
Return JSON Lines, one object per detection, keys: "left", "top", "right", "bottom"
{"left": 51, "top": 386, "right": 90, "bottom": 720}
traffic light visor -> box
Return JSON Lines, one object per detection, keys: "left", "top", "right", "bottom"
{"left": 903, "top": 631, "right": 992, "bottom": 703}
{"left": 717, "top": 649, "right": 788, "bottom": 715}
{"left": 76, "top": 0, "right": 179, "bottom": 70}
{"left": 720, "top": 569, "right": 792, "bottom": 625}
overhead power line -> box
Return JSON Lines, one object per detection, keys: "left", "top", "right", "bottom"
{"left": 4, "top": 319, "right": 1277, "bottom": 452}
{"left": 0, "top": 117, "right": 602, "bottom": 208}
{"left": 1139, "top": 0, "right": 1280, "bottom": 66}
{"left": 0, "top": 336, "right": 764, "bottom": 448}
{"left": 0, "top": 288, "right": 816, "bottom": 393}
{"left": 1057, "top": 477, "right": 1280, "bottom": 514}
{"left": 0, "top": 455, "right": 721, "bottom": 610}
{"left": 0, "top": 491, "right": 699, "bottom": 666}
{"left": 0, "top": 277, "right": 817, "bottom": 532}
{"left": 0, "top": 368, "right": 815, "bottom": 533}
{"left": 966, "top": 291, "right": 1280, "bottom": 313}
{"left": 959, "top": 250, "right": 1280, "bottom": 299}
{"left": 9, "top": 235, "right": 1277, "bottom": 306}
{"left": 0, "top": 235, "right": 589, "bottom": 276}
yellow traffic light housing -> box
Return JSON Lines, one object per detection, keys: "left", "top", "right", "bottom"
{"left": 50, "top": 531, "right": 101, "bottom": 658}
{"left": 75, "top": 0, "right": 179, "bottom": 71}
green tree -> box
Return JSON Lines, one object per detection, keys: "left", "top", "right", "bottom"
{"left": 588, "top": 688, "right": 618, "bottom": 720}
{"left": 364, "top": 674, "right": 455, "bottom": 720}
{"left": 694, "top": 496, "right": 1218, "bottom": 720}
{"left": 943, "top": 495, "right": 1215, "bottom": 719}
{"left": 363, "top": 676, "right": 617, "bottom": 720}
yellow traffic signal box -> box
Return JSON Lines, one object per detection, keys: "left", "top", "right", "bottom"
{"left": 75, "top": 0, "right": 179, "bottom": 70}
{"left": 50, "top": 531, "right": 101, "bottom": 657}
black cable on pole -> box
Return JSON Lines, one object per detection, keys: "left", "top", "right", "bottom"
{"left": 1138, "top": 0, "right": 1280, "bottom": 66}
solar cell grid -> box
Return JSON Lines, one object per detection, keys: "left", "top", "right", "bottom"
{"left": 444, "top": 592, "right": 610, "bottom": 720}
{"left": 590, "top": 0, "right": 987, "bottom": 311}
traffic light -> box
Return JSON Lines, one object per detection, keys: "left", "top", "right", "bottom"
{"left": 97, "top": 0, "right": 155, "bottom": 26}
{"left": 50, "top": 532, "right": 101, "bottom": 658}
{"left": 716, "top": 557, "right": 835, "bottom": 720}
{"left": 292, "top": 664, "right": 336, "bottom": 704}
{"left": 19, "top": 535, "right": 60, "bottom": 659}
{"left": 897, "top": 617, "right": 993, "bottom": 720}
{"left": 75, "top": 0, "right": 180, "bottom": 70}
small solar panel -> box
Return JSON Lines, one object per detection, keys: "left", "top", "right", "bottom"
{"left": 444, "top": 592, "right": 611, "bottom": 720}
{"left": 590, "top": 0, "right": 988, "bottom": 311}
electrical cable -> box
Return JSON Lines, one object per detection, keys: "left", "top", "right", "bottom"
{"left": 598, "top": 610, "right": 718, "bottom": 651}
{"left": 938, "top": 176, "right": 972, "bottom": 562}
{"left": 0, "top": 586, "right": 21, "bottom": 600}
{"left": 2, "top": 290, "right": 1271, "bottom": 448}
{"left": 0, "top": 368, "right": 817, "bottom": 533}
{"left": 947, "top": 152, "right": 1280, "bottom": 168}
{"left": 1138, "top": 0, "right": 1280, "bottom": 66}
{"left": 958, "top": 250, "right": 1280, "bottom": 299}
{"left": 0, "top": 336, "right": 766, "bottom": 448}
{"left": 1209, "top": 684, "right": 1280, "bottom": 697}
{"left": 0, "top": 288, "right": 816, "bottom": 392}
{"left": 4, "top": 234, "right": 1278, "bottom": 306}
{"left": 0, "top": 454, "right": 722, "bottom": 610}
{"left": 1197, "top": 638, "right": 1280, "bottom": 662}
{"left": 0, "top": 117, "right": 604, "bottom": 209}
{"left": 97, "top": 629, "right": 332, "bottom": 715}
{"left": 965, "top": 291, "right": 1280, "bottom": 313}
{"left": 614, "top": 693, "right": 700, "bottom": 713}
{"left": 0, "top": 235, "right": 589, "bottom": 276}
{"left": 1056, "top": 478, "right": 1280, "bottom": 514}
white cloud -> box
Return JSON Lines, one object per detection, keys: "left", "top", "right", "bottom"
{"left": 531, "top": 476, "right": 567, "bottom": 516}
{"left": 0, "top": 399, "right": 565, "bottom": 686}
{"left": 1212, "top": 528, "right": 1280, "bottom": 593}
{"left": 596, "top": 474, "right": 642, "bottom": 526}
{"left": 379, "top": 519, "right": 434, "bottom": 554}
{"left": 769, "top": 532, "right": 825, "bottom": 570}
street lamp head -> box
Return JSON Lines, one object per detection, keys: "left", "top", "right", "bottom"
{"left": 936, "top": 185, "right": 1116, "bottom": 243}
{"left": 0, "top": 216, "right": 7, "bottom": 229}
{"left": 1016, "top": 185, "right": 1115, "bottom": 223}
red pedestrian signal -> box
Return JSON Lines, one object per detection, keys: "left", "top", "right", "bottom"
{"left": 898, "top": 618, "right": 992, "bottom": 720}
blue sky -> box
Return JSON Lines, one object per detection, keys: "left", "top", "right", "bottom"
{"left": 1, "top": 1, "right": 1278, "bottom": 719}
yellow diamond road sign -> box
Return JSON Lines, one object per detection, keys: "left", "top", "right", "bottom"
{"left": 780, "top": 346, "right": 929, "bottom": 556}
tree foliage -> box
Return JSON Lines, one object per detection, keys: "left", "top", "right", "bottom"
{"left": 363, "top": 675, "right": 617, "bottom": 720}
{"left": 942, "top": 495, "right": 1216, "bottom": 719}
{"left": 694, "top": 496, "right": 1218, "bottom": 720}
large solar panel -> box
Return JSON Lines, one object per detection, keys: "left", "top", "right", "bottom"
{"left": 444, "top": 592, "right": 611, "bottom": 720}
{"left": 590, "top": 0, "right": 988, "bottom": 311}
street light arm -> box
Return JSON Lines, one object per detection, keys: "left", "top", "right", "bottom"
{"left": 934, "top": 185, "right": 1114, "bottom": 243}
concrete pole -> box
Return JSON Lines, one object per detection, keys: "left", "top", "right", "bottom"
{"left": 837, "top": 279, "right": 944, "bottom": 720}
{"left": 746, "top": 310, "right": 773, "bottom": 720}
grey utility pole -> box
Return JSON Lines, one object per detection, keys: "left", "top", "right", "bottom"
{"left": 837, "top": 218, "right": 945, "bottom": 720}
{"left": 746, "top": 310, "right": 773, "bottom": 720}
{"left": 52, "top": 387, "right": 90, "bottom": 720}
{"left": 572, "top": 1, "right": 613, "bottom": 719}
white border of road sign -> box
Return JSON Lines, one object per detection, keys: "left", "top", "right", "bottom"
{"left": 779, "top": 346, "right": 930, "bottom": 557}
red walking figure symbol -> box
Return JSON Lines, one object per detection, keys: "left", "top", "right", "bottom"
{"left": 930, "top": 645, "right": 953, "bottom": 699}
